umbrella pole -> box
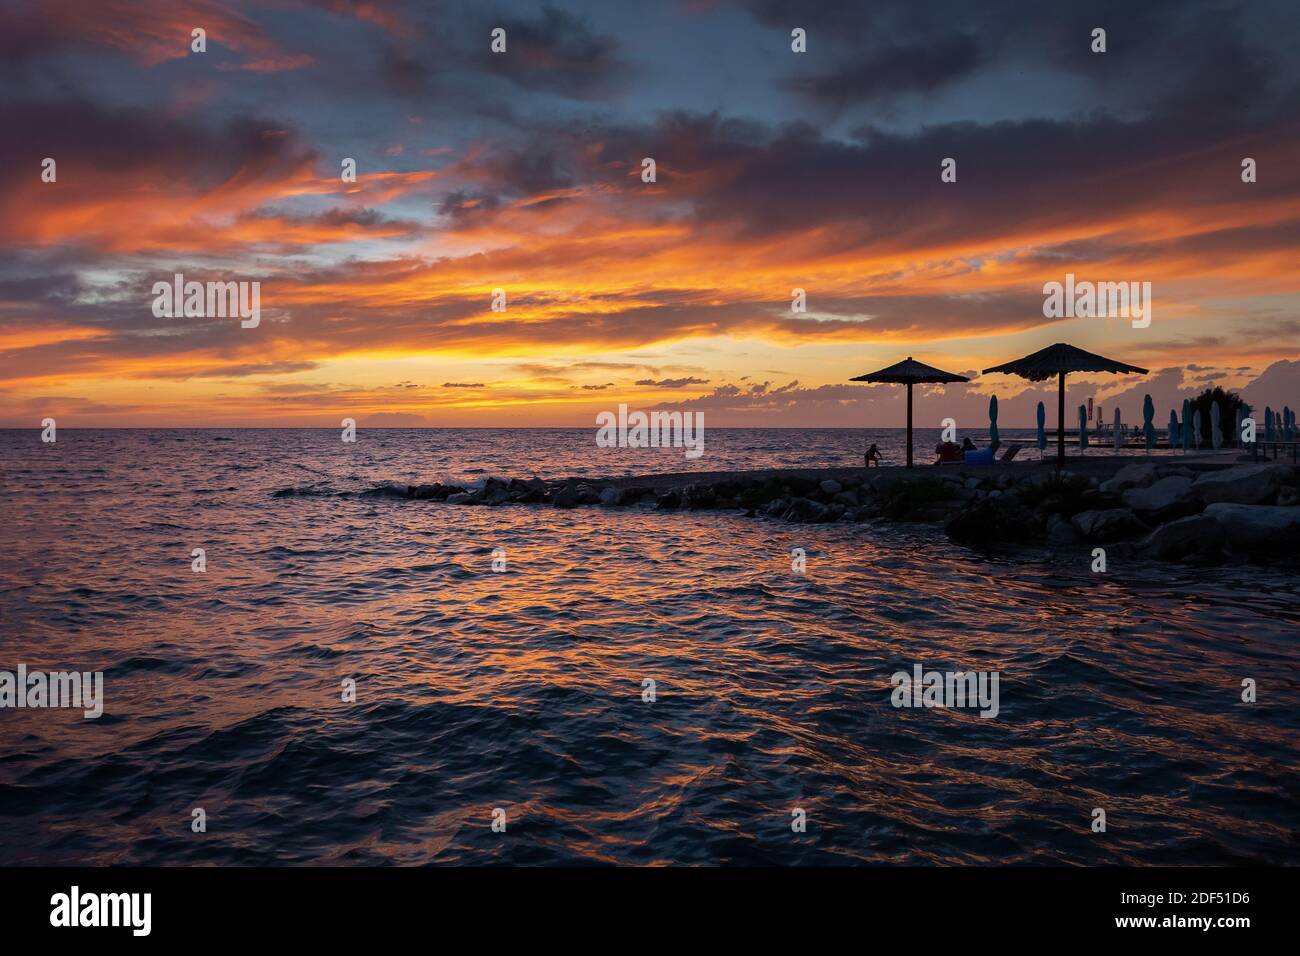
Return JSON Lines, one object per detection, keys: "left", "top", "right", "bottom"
{"left": 906, "top": 381, "right": 913, "bottom": 468}
{"left": 1057, "top": 371, "right": 1065, "bottom": 468}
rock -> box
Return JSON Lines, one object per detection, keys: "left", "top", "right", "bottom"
{"left": 783, "top": 497, "right": 830, "bottom": 523}
{"left": 1204, "top": 503, "right": 1300, "bottom": 552}
{"left": 964, "top": 477, "right": 982, "bottom": 490}
{"left": 1044, "top": 513, "right": 1081, "bottom": 545}
{"left": 988, "top": 489, "right": 1002, "bottom": 499}
{"left": 445, "top": 492, "right": 474, "bottom": 505}
{"left": 681, "top": 483, "right": 716, "bottom": 509}
{"left": 1071, "top": 508, "right": 1148, "bottom": 542}
{"left": 945, "top": 497, "right": 1041, "bottom": 545}
{"left": 516, "top": 478, "right": 548, "bottom": 503}
{"left": 763, "top": 496, "right": 790, "bottom": 517}
{"left": 410, "top": 483, "right": 462, "bottom": 500}
{"left": 655, "top": 490, "right": 681, "bottom": 510}
{"left": 1099, "top": 462, "right": 1158, "bottom": 494}
{"left": 833, "top": 490, "right": 859, "bottom": 508}
{"left": 1279, "top": 486, "right": 1300, "bottom": 507}
{"left": 598, "top": 486, "right": 623, "bottom": 506}
{"left": 1122, "top": 475, "right": 1198, "bottom": 521}
{"left": 1140, "top": 513, "right": 1225, "bottom": 559}
{"left": 1193, "top": 463, "right": 1295, "bottom": 505}
{"left": 819, "top": 479, "right": 842, "bottom": 495}
{"left": 552, "top": 485, "right": 580, "bottom": 509}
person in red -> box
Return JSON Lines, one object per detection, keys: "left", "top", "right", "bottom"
{"left": 935, "top": 440, "right": 963, "bottom": 463}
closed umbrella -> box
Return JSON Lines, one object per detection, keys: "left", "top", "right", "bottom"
{"left": 1078, "top": 405, "right": 1089, "bottom": 453}
{"left": 850, "top": 357, "right": 970, "bottom": 468}
{"left": 1234, "top": 407, "right": 1244, "bottom": 447}
{"left": 1193, "top": 409, "right": 1203, "bottom": 449}
{"left": 1143, "top": 394, "right": 1156, "bottom": 454}
{"left": 989, "top": 394, "right": 999, "bottom": 448}
{"left": 1113, "top": 407, "right": 1122, "bottom": 453}
{"left": 1265, "top": 406, "right": 1274, "bottom": 442}
{"left": 1182, "top": 399, "right": 1193, "bottom": 451}
{"left": 1168, "top": 409, "right": 1179, "bottom": 449}
{"left": 1287, "top": 406, "right": 1295, "bottom": 441}
{"left": 982, "top": 343, "right": 1147, "bottom": 466}
{"left": 1211, "top": 401, "right": 1222, "bottom": 451}
{"left": 1036, "top": 401, "right": 1047, "bottom": 459}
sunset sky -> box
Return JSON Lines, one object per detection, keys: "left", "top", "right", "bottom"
{"left": 3, "top": 0, "right": 1298, "bottom": 427}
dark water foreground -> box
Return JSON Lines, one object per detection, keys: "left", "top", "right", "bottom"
{"left": 1, "top": 430, "right": 1297, "bottom": 864}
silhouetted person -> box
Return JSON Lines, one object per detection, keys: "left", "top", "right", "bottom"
{"left": 935, "top": 441, "right": 962, "bottom": 463}
{"left": 961, "top": 437, "right": 977, "bottom": 453}
{"left": 865, "top": 442, "right": 882, "bottom": 467}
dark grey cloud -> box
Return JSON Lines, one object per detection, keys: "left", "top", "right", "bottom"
{"left": 634, "top": 377, "right": 711, "bottom": 388}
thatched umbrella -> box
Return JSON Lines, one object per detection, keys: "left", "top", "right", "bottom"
{"left": 983, "top": 343, "right": 1148, "bottom": 466}
{"left": 850, "top": 357, "right": 970, "bottom": 468}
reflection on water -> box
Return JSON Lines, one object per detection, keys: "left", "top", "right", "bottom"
{"left": 1, "top": 429, "right": 1297, "bottom": 865}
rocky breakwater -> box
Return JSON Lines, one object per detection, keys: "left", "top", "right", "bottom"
{"left": 385, "top": 461, "right": 1300, "bottom": 566}
{"left": 946, "top": 460, "right": 1299, "bottom": 565}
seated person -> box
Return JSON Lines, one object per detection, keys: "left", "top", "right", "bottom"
{"left": 935, "top": 441, "right": 963, "bottom": 463}
{"left": 864, "top": 442, "right": 883, "bottom": 467}
{"left": 960, "top": 437, "right": 977, "bottom": 454}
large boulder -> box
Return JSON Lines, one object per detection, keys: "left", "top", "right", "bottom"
{"left": 1122, "top": 475, "right": 1198, "bottom": 521}
{"left": 945, "top": 497, "right": 1041, "bottom": 545}
{"left": 1044, "top": 513, "right": 1081, "bottom": 546}
{"left": 1099, "top": 462, "right": 1158, "bottom": 494}
{"left": 655, "top": 490, "right": 682, "bottom": 510}
{"left": 1071, "top": 508, "right": 1148, "bottom": 542}
{"left": 1204, "top": 503, "right": 1300, "bottom": 552}
{"left": 552, "top": 484, "right": 580, "bottom": 508}
{"left": 783, "top": 497, "right": 830, "bottom": 523}
{"left": 598, "top": 486, "right": 623, "bottom": 507}
{"left": 1139, "top": 513, "right": 1225, "bottom": 559}
{"left": 1193, "top": 463, "right": 1296, "bottom": 505}
{"left": 819, "top": 479, "right": 842, "bottom": 496}
{"left": 680, "top": 483, "right": 716, "bottom": 509}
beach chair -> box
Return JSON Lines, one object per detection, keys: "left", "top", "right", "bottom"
{"left": 999, "top": 445, "right": 1021, "bottom": 462}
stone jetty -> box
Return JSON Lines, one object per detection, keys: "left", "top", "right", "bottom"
{"left": 376, "top": 457, "right": 1300, "bottom": 566}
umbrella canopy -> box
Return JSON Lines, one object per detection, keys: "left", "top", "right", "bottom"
{"left": 983, "top": 343, "right": 1148, "bottom": 466}
{"left": 851, "top": 357, "right": 969, "bottom": 468}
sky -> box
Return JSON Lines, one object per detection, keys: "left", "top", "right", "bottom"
{"left": 2, "top": 0, "right": 1298, "bottom": 428}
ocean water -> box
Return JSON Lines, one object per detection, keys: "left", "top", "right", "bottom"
{"left": 1, "top": 428, "right": 1297, "bottom": 865}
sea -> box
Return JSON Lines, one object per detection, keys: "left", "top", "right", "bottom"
{"left": 1, "top": 427, "right": 1297, "bottom": 865}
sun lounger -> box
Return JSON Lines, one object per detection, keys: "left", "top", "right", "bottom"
{"left": 999, "top": 445, "right": 1021, "bottom": 462}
